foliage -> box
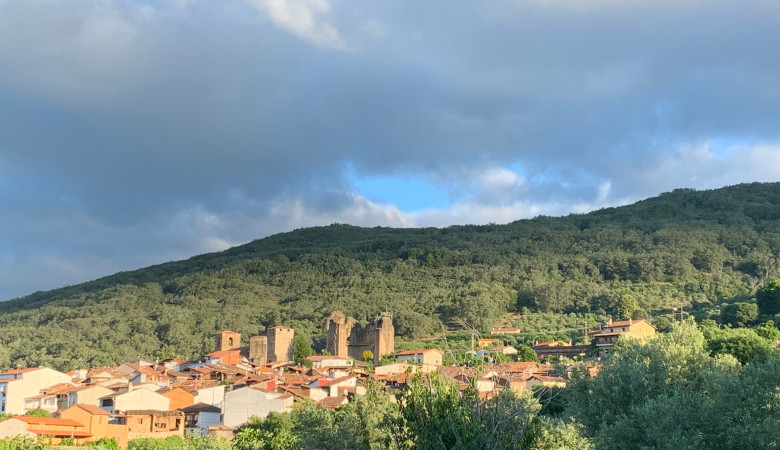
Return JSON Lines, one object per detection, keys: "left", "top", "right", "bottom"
{"left": 524, "top": 418, "right": 593, "bottom": 450}
{"left": 90, "top": 437, "right": 121, "bottom": 450}
{"left": 291, "top": 335, "right": 314, "bottom": 366}
{"left": 720, "top": 302, "right": 758, "bottom": 327}
{"left": 568, "top": 320, "right": 780, "bottom": 449}
{"left": 234, "top": 380, "right": 400, "bottom": 449}
{"left": 707, "top": 328, "right": 773, "bottom": 364}
{"left": 394, "top": 371, "right": 539, "bottom": 449}
{"left": 757, "top": 278, "right": 780, "bottom": 315}
{"left": 23, "top": 409, "right": 49, "bottom": 418}
{"left": 516, "top": 344, "right": 539, "bottom": 362}
{"left": 0, "top": 436, "right": 48, "bottom": 450}
{"left": 127, "top": 434, "right": 230, "bottom": 450}
{"left": 3, "top": 183, "right": 780, "bottom": 369}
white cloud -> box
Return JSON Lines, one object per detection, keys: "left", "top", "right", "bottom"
{"left": 248, "top": 0, "right": 346, "bottom": 49}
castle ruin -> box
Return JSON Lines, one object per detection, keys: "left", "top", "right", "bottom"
{"left": 326, "top": 311, "right": 394, "bottom": 363}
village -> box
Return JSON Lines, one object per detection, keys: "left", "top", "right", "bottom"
{"left": 0, "top": 311, "right": 656, "bottom": 447}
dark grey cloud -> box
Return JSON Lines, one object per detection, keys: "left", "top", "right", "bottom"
{"left": 1, "top": 0, "right": 780, "bottom": 299}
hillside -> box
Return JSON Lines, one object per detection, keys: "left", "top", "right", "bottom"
{"left": 2, "top": 181, "right": 780, "bottom": 371}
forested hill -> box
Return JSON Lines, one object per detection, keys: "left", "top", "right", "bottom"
{"left": 2, "top": 181, "right": 780, "bottom": 370}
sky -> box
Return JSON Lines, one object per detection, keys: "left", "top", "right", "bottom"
{"left": 2, "top": 0, "right": 780, "bottom": 300}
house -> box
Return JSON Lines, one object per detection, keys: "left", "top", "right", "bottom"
{"left": 204, "top": 349, "right": 242, "bottom": 366}
{"left": 494, "top": 362, "right": 539, "bottom": 380}
{"left": 0, "top": 416, "right": 91, "bottom": 444}
{"left": 477, "top": 338, "right": 500, "bottom": 348}
{"left": 0, "top": 367, "right": 72, "bottom": 415}
{"left": 180, "top": 403, "right": 222, "bottom": 436}
{"left": 396, "top": 349, "right": 443, "bottom": 366}
{"left": 99, "top": 385, "right": 170, "bottom": 414}
{"left": 192, "top": 384, "right": 226, "bottom": 408}
{"left": 305, "top": 355, "right": 353, "bottom": 369}
{"left": 490, "top": 327, "right": 521, "bottom": 335}
{"left": 65, "top": 384, "right": 116, "bottom": 411}
{"left": 309, "top": 376, "right": 360, "bottom": 398}
{"left": 490, "top": 346, "right": 518, "bottom": 356}
{"left": 125, "top": 410, "right": 185, "bottom": 440}
{"left": 60, "top": 404, "right": 129, "bottom": 448}
{"left": 222, "top": 385, "right": 293, "bottom": 427}
{"left": 159, "top": 387, "right": 195, "bottom": 410}
{"left": 592, "top": 319, "right": 657, "bottom": 350}
{"left": 531, "top": 341, "right": 590, "bottom": 360}
{"left": 113, "top": 363, "right": 170, "bottom": 385}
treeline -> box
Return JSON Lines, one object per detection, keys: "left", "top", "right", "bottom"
{"left": 2, "top": 182, "right": 780, "bottom": 370}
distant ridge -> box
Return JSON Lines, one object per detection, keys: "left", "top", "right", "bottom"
{"left": 1, "top": 181, "right": 780, "bottom": 370}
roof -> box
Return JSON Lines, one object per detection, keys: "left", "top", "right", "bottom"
{"left": 494, "top": 362, "right": 538, "bottom": 374}
{"left": 396, "top": 349, "right": 442, "bottom": 356}
{"left": 318, "top": 396, "right": 348, "bottom": 409}
{"left": 0, "top": 367, "right": 44, "bottom": 375}
{"left": 306, "top": 355, "right": 352, "bottom": 362}
{"left": 75, "top": 404, "right": 110, "bottom": 415}
{"left": 14, "top": 416, "right": 85, "bottom": 427}
{"left": 315, "top": 376, "right": 354, "bottom": 387}
{"left": 205, "top": 349, "right": 241, "bottom": 358}
{"left": 180, "top": 403, "right": 221, "bottom": 414}
{"left": 124, "top": 410, "right": 184, "bottom": 417}
{"left": 27, "top": 429, "right": 92, "bottom": 438}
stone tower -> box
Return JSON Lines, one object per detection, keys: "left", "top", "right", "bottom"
{"left": 215, "top": 330, "right": 241, "bottom": 352}
{"left": 325, "top": 311, "right": 394, "bottom": 363}
{"left": 267, "top": 326, "right": 294, "bottom": 363}
{"left": 249, "top": 335, "right": 268, "bottom": 364}
{"left": 326, "top": 311, "right": 356, "bottom": 357}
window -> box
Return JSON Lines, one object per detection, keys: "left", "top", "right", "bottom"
{"left": 101, "top": 399, "right": 114, "bottom": 407}
{"left": 228, "top": 337, "right": 234, "bottom": 347}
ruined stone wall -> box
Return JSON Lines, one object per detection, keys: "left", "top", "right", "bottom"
{"left": 327, "top": 311, "right": 394, "bottom": 363}
{"left": 249, "top": 336, "right": 268, "bottom": 364}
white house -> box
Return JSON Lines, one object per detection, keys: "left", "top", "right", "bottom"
{"left": 0, "top": 367, "right": 72, "bottom": 415}
{"left": 305, "top": 355, "right": 353, "bottom": 369}
{"left": 192, "top": 385, "right": 225, "bottom": 408}
{"left": 181, "top": 403, "right": 223, "bottom": 436}
{"left": 221, "top": 386, "right": 293, "bottom": 428}
{"left": 99, "top": 386, "right": 170, "bottom": 414}
{"left": 396, "top": 349, "right": 443, "bottom": 366}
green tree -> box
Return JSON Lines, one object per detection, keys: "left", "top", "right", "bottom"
{"left": 292, "top": 335, "right": 314, "bottom": 366}
{"left": 516, "top": 344, "right": 539, "bottom": 362}
{"left": 757, "top": 279, "right": 780, "bottom": 315}
{"left": 24, "top": 408, "right": 50, "bottom": 418}
{"left": 720, "top": 302, "right": 759, "bottom": 327}
{"left": 756, "top": 320, "right": 780, "bottom": 341}
{"left": 393, "top": 371, "right": 539, "bottom": 449}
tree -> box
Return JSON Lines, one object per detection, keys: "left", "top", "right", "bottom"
{"left": 720, "top": 302, "right": 759, "bottom": 327}
{"left": 24, "top": 408, "right": 50, "bottom": 418}
{"left": 756, "top": 320, "right": 780, "bottom": 341}
{"left": 393, "top": 371, "right": 540, "bottom": 449}
{"left": 515, "top": 344, "right": 539, "bottom": 362}
{"left": 292, "top": 335, "right": 314, "bottom": 366}
{"left": 757, "top": 279, "right": 780, "bottom": 315}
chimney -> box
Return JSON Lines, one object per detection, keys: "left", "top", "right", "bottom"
{"left": 628, "top": 318, "right": 632, "bottom": 325}
{"left": 127, "top": 382, "right": 133, "bottom": 392}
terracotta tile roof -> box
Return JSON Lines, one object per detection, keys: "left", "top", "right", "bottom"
{"left": 494, "top": 362, "right": 538, "bottom": 374}
{"left": 206, "top": 349, "right": 241, "bottom": 358}
{"left": 75, "top": 404, "right": 110, "bottom": 415}
{"left": 306, "top": 355, "right": 352, "bottom": 362}
{"left": 28, "top": 429, "right": 92, "bottom": 438}
{"left": 14, "top": 416, "right": 85, "bottom": 427}
{"left": 124, "top": 410, "right": 184, "bottom": 417}
{"left": 318, "top": 396, "right": 348, "bottom": 409}
{"left": 1, "top": 367, "right": 44, "bottom": 375}
{"left": 396, "top": 349, "right": 441, "bottom": 356}
{"left": 315, "top": 376, "right": 353, "bottom": 387}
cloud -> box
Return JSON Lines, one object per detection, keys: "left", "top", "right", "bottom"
{"left": 248, "top": 0, "right": 346, "bottom": 49}
{"left": 1, "top": 0, "right": 780, "bottom": 299}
